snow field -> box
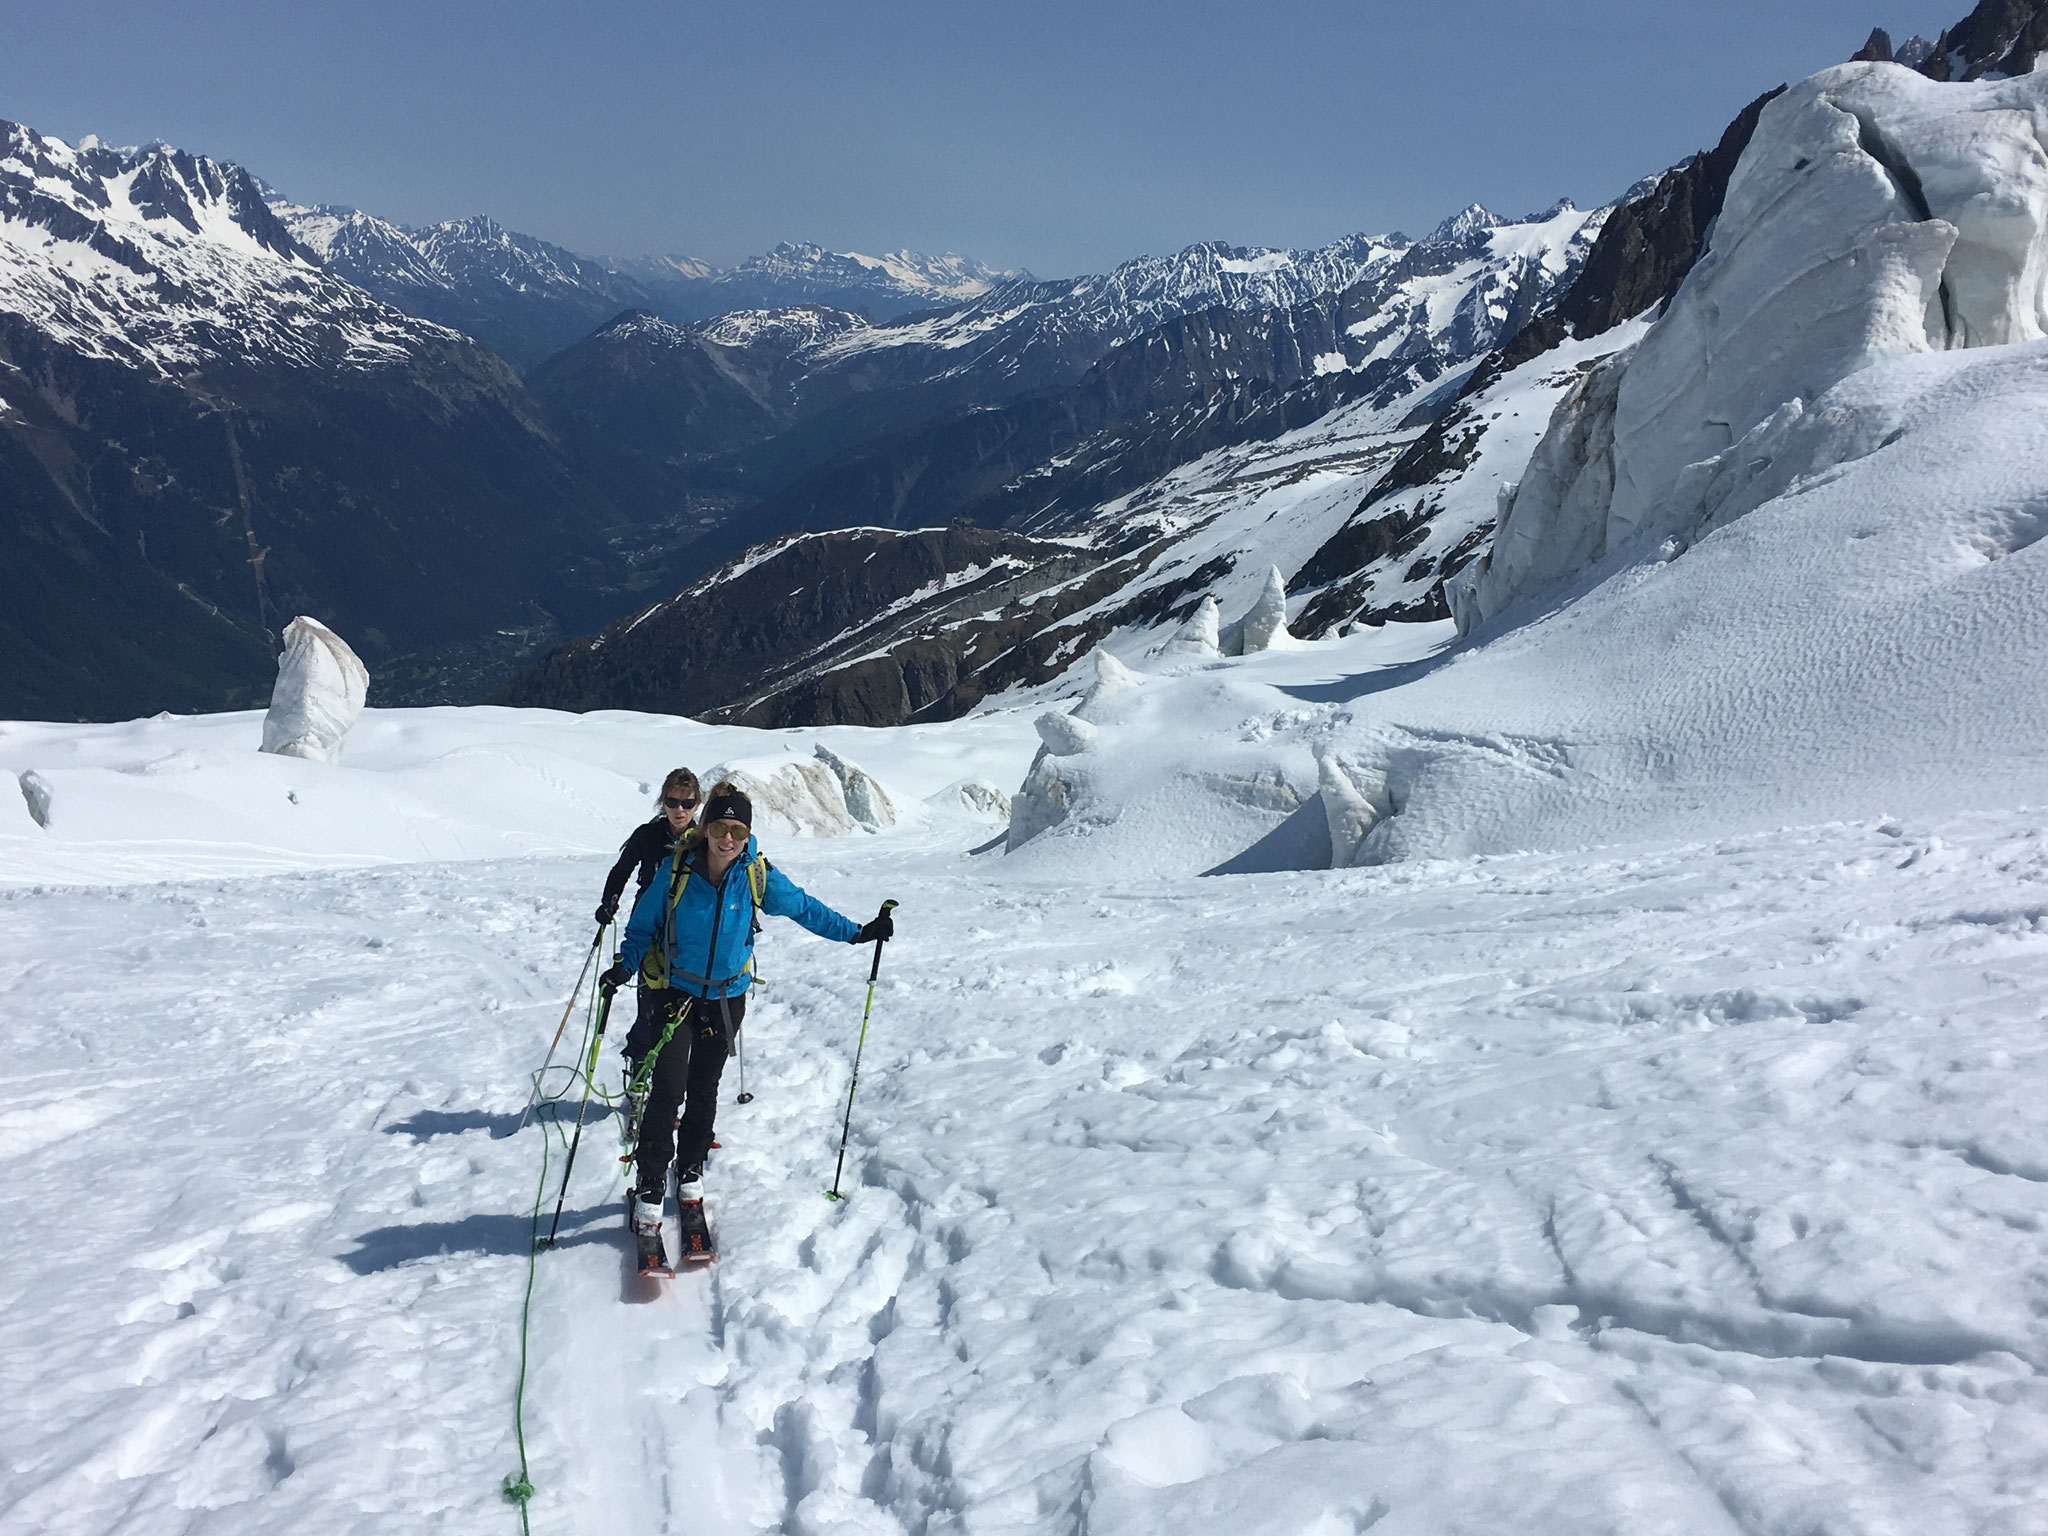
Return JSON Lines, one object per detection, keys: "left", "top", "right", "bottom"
{"left": 6, "top": 791, "right": 2048, "bottom": 1533}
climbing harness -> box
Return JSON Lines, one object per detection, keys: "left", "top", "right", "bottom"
{"left": 619, "top": 844, "right": 769, "bottom": 1136}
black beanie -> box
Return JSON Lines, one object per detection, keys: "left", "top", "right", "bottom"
{"left": 702, "top": 788, "right": 752, "bottom": 828}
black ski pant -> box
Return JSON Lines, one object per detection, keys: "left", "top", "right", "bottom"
{"left": 630, "top": 991, "right": 743, "bottom": 1197}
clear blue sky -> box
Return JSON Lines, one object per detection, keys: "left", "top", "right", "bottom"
{"left": 4, "top": 0, "right": 1968, "bottom": 277}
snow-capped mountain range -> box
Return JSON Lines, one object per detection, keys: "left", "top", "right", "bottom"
{"left": 616, "top": 241, "right": 1019, "bottom": 326}
{"left": 268, "top": 198, "right": 654, "bottom": 367}
{"left": 268, "top": 191, "right": 1018, "bottom": 366}
{"left": 11, "top": 0, "right": 2043, "bottom": 726}
{"left": 501, "top": 201, "right": 1606, "bottom": 719}
{"left": 503, "top": 0, "right": 2048, "bottom": 729}
{"left": 1, "top": 126, "right": 431, "bottom": 377}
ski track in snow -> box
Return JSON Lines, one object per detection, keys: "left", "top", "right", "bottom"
{"left": 4, "top": 805, "right": 2048, "bottom": 1534}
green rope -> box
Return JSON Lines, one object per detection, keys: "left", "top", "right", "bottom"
{"left": 616, "top": 993, "right": 690, "bottom": 1157}
{"left": 505, "top": 930, "right": 621, "bottom": 1530}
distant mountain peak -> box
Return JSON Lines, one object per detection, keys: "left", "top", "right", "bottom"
{"left": 1428, "top": 204, "right": 1502, "bottom": 243}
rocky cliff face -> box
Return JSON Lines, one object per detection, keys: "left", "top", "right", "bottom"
{"left": 0, "top": 122, "right": 626, "bottom": 719}
{"left": 492, "top": 525, "right": 1106, "bottom": 726}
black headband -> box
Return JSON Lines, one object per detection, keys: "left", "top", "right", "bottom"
{"left": 702, "top": 789, "right": 752, "bottom": 828}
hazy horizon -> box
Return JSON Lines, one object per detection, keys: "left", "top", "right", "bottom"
{"left": 4, "top": 0, "right": 1967, "bottom": 280}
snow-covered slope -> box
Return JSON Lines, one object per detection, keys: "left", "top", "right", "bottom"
{"left": 6, "top": 618, "right": 2048, "bottom": 1532}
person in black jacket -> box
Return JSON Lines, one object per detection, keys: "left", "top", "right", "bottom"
{"left": 596, "top": 768, "right": 702, "bottom": 1066}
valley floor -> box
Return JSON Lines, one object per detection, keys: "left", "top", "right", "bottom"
{"left": 4, "top": 797, "right": 2045, "bottom": 1534}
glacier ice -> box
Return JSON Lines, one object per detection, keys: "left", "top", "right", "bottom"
{"left": 1456, "top": 62, "right": 2048, "bottom": 632}
{"left": 1006, "top": 749, "right": 1076, "bottom": 852}
{"left": 18, "top": 770, "right": 52, "bottom": 830}
{"left": 1034, "top": 710, "right": 1098, "bottom": 757}
{"left": 259, "top": 617, "right": 368, "bottom": 764}
{"left": 1163, "top": 595, "right": 1223, "bottom": 657}
{"left": 926, "top": 777, "right": 1012, "bottom": 821}
{"left": 814, "top": 745, "right": 897, "bottom": 831}
{"left": 1317, "top": 751, "right": 1391, "bottom": 868}
{"left": 1230, "top": 567, "right": 1299, "bottom": 654}
{"left": 1074, "top": 648, "right": 1142, "bottom": 721}
{"left": 704, "top": 755, "right": 857, "bottom": 838}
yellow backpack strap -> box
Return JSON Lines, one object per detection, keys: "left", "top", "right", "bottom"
{"left": 641, "top": 840, "right": 693, "bottom": 989}
{"left": 747, "top": 854, "right": 768, "bottom": 908}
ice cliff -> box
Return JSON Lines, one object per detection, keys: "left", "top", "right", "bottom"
{"left": 1453, "top": 62, "right": 2048, "bottom": 631}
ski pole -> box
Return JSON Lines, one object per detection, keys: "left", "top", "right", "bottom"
{"left": 542, "top": 982, "right": 614, "bottom": 1248}
{"left": 518, "top": 923, "right": 606, "bottom": 1131}
{"left": 827, "top": 900, "right": 897, "bottom": 1201}
{"left": 710, "top": 991, "right": 754, "bottom": 1107}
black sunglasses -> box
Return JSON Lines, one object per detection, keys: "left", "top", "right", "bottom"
{"left": 663, "top": 797, "right": 698, "bottom": 811}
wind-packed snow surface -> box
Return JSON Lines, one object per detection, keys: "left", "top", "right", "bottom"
{"left": 4, "top": 576, "right": 2047, "bottom": 1534}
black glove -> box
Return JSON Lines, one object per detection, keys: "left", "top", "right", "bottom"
{"left": 851, "top": 910, "right": 894, "bottom": 945}
{"left": 594, "top": 899, "right": 618, "bottom": 928}
{"left": 599, "top": 962, "right": 631, "bottom": 991}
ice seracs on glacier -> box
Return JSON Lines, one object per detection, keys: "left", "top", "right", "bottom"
{"left": 1227, "top": 567, "right": 1302, "bottom": 654}
{"left": 260, "top": 618, "right": 369, "bottom": 763}
{"left": 1452, "top": 60, "right": 2048, "bottom": 632}
{"left": 1162, "top": 595, "right": 1223, "bottom": 658}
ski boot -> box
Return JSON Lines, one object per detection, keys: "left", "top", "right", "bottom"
{"left": 631, "top": 1186, "right": 672, "bottom": 1278}
{"left": 674, "top": 1167, "right": 716, "bottom": 1265}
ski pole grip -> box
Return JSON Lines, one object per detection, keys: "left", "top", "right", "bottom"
{"left": 866, "top": 900, "right": 896, "bottom": 982}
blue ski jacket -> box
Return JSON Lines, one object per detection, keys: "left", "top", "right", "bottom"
{"left": 618, "top": 833, "right": 860, "bottom": 999}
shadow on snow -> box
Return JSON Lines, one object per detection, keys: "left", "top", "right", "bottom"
{"left": 381, "top": 1103, "right": 621, "bottom": 1141}
{"left": 341, "top": 1201, "right": 621, "bottom": 1274}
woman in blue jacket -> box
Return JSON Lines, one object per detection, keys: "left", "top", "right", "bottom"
{"left": 600, "top": 782, "right": 891, "bottom": 1267}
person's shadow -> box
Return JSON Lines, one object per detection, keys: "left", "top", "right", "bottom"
{"left": 341, "top": 1201, "right": 617, "bottom": 1274}
{"left": 381, "top": 1103, "right": 622, "bottom": 1141}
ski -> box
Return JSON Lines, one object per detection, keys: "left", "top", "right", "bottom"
{"left": 628, "top": 1191, "right": 673, "bottom": 1279}
{"left": 675, "top": 1194, "right": 717, "bottom": 1266}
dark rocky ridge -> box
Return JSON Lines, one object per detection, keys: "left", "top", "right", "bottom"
{"left": 493, "top": 526, "right": 1102, "bottom": 726}
{"left": 1907, "top": 0, "right": 2048, "bottom": 77}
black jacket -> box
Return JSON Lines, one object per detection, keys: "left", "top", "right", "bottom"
{"left": 601, "top": 815, "right": 684, "bottom": 910}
